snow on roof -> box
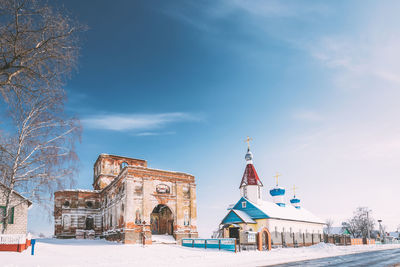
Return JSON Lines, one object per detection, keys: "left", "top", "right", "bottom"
{"left": 250, "top": 198, "right": 325, "bottom": 224}
{"left": 231, "top": 209, "right": 256, "bottom": 224}
{"left": 0, "top": 182, "right": 32, "bottom": 206}
{"left": 57, "top": 189, "right": 100, "bottom": 193}
{"left": 324, "top": 227, "right": 347, "bottom": 235}
{"left": 389, "top": 232, "right": 400, "bottom": 238}
{"left": 128, "top": 165, "right": 194, "bottom": 177}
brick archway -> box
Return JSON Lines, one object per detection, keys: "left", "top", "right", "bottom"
{"left": 150, "top": 204, "right": 174, "bottom": 235}
{"left": 257, "top": 227, "right": 271, "bottom": 251}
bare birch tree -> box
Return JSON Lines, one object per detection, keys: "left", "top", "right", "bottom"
{"left": 0, "top": 0, "right": 84, "bottom": 233}
{"left": 0, "top": 0, "right": 85, "bottom": 102}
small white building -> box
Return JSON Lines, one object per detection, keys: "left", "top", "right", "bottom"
{"left": 219, "top": 146, "right": 324, "bottom": 249}
{"left": 0, "top": 183, "right": 32, "bottom": 235}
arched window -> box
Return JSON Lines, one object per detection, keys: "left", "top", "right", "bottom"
{"left": 86, "top": 201, "right": 93, "bottom": 208}
{"left": 63, "top": 201, "right": 70, "bottom": 208}
{"left": 63, "top": 215, "right": 71, "bottom": 230}
{"left": 120, "top": 162, "right": 128, "bottom": 170}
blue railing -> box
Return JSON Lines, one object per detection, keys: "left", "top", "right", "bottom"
{"left": 182, "top": 238, "right": 236, "bottom": 252}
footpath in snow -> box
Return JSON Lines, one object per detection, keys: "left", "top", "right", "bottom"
{"left": 1, "top": 239, "right": 400, "bottom": 267}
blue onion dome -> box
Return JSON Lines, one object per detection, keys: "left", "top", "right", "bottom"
{"left": 290, "top": 198, "right": 300, "bottom": 204}
{"left": 269, "top": 186, "right": 285, "bottom": 196}
{"left": 290, "top": 196, "right": 301, "bottom": 209}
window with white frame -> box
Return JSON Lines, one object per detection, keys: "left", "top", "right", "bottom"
{"left": 242, "top": 201, "right": 246, "bottom": 208}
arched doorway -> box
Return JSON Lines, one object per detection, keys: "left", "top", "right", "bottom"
{"left": 150, "top": 204, "right": 174, "bottom": 235}
{"left": 257, "top": 227, "right": 271, "bottom": 251}
{"left": 85, "top": 216, "right": 94, "bottom": 230}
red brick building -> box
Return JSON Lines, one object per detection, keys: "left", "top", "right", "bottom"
{"left": 54, "top": 154, "right": 198, "bottom": 244}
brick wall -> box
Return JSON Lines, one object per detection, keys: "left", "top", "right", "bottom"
{"left": 54, "top": 154, "right": 199, "bottom": 244}
{"left": 0, "top": 187, "right": 30, "bottom": 235}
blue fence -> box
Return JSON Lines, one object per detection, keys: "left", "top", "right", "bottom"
{"left": 182, "top": 238, "right": 236, "bottom": 252}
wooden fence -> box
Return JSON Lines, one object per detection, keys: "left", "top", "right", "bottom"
{"left": 0, "top": 233, "right": 32, "bottom": 252}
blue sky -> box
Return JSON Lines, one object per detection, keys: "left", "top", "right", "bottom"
{"left": 30, "top": 0, "right": 400, "bottom": 235}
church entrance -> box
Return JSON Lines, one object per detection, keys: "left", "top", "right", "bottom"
{"left": 257, "top": 227, "right": 271, "bottom": 251}
{"left": 228, "top": 227, "right": 240, "bottom": 240}
{"left": 150, "top": 204, "right": 174, "bottom": 235}
{"left": 262, "top": 231, "right": 269, "bottom": 250}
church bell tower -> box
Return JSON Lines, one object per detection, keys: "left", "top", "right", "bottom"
{"left": 239, "top": 137, "right": 263, "bottom": 203}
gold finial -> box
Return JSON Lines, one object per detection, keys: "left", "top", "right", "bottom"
{"left": 273, "top": 172, "right": 281, "bottom": 186}
{"left": 245, "top": 136, "right": 253, "bottom": 149}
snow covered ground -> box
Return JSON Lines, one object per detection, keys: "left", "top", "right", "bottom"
{"left": 1, "top": 239, "right": 400, "bottom": 267}
{"left": 151, "top": 234, "right": 177, "bottom": 244}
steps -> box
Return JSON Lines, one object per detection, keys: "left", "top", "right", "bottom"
{"left": 151, "top": 234, "right": 177, "bottom": 244}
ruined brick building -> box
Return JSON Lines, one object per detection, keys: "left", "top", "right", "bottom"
{"left": 54, "top": 154, "right": 198, "bottom": 244}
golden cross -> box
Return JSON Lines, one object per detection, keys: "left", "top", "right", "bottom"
{"left": 273, "top": 172, "right": 281, "bottom": 186}
{"left": 293, "top": 185, "right": 298, "bottom": 196}
{"left": 245, "top": 136, "right": 253, "bottom": 149}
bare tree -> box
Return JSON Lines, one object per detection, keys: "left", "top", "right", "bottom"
{"left": 0, "top": 0, "right": 85, "bottom": 102}
{"left": 324, "top": 218, "right": 334, "bottom": 235}
{"left": 0, "top": 0, "right": 84, "bottom": 233}
{"left": 343, "top": 207, "right": 375, "bottom": 238}
{"left": 0, "top": 89, "right": 81, "bottom": 233}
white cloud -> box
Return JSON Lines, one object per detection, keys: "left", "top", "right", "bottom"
{"left": 82, "top": 112, "right": 200, "bottom": 132}
{"left": 165, "top": 1, "right": 330, "bottom": 34}
{"left": 134, "top": 131, "right": 176, "bottom": 137}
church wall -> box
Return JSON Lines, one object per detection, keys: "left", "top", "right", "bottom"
{"left": 93, "top": 154, "right": 147, "bottom": 190}
{"left": 101, "top": 177, "right": 126, "bottom": 241}
{"left": 122, "top": 168, "right": 198, "bottom": 244}
{"left": 266, "top": 219, "right": 323, "bottom": 246}
{"left": 54, "top": 154, "right": 198, "bottom": 244}
{"left": 226, "top": 218, "right": 323, "bottom": 247}
{"left": 189, "top": 184, "right": 197, "bottom": 232}
{"left": 54, "top": 191, "right": 102, "bottom": 238}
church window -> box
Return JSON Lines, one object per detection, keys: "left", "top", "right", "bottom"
{"left": 258, "top": 187, "right": 261, "bottom": 198}
{"left": 241, "top": 201, "right": 246, "bottom": 208}
{"left": 290, "top": 227, "right": 292, "bottom": 234}
{"left": 86, "top": 201, "right": 93, "bottom": 208}
{"left": 243, "top": 187, "right": 247, "bottom": 198}
{"left": 63, "top": 201, "right": 70, "bottom": 208}
{"left": 120, "top": 162, "right": 128, "bottom": 170}
{"left": 63, "top": 215, "right": 70, "bottom": 230}
{"left": 275, "top": 226, "right": 278, "bottom": 237}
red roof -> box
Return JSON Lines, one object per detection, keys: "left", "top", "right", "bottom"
{"left": 239, "top": 164, "right": 263, "bottom": 188}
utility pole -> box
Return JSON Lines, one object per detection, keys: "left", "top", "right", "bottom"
{"left": 366, "top": 211, "right": 371, "bottom": 240}
{"left": 378, "top": 220, "right": 383, "bottom": 243}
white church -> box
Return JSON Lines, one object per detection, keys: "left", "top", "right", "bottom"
{"left": 218, "top": 141, "right": 325, "bottom": 249}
